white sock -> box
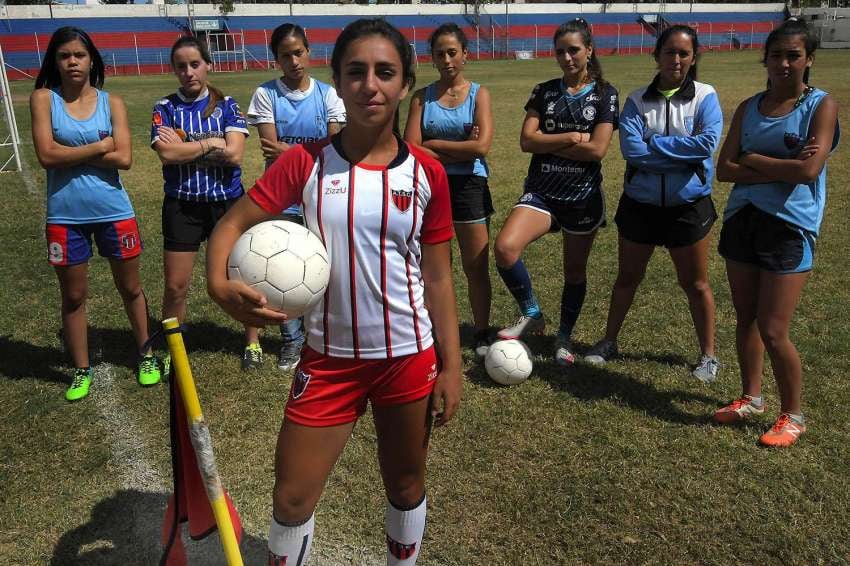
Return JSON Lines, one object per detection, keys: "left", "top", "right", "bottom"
{"left": 385, "top": 495, "right": 426, "bottom": 565}
{"left": 745, "top": 395, "right": 763, "bottom": 407}
{"left": 268, "top": 514, "right": 314, "bottom": 566}
{"left": 788, "top": 412, "right": 805, "bottom": 424}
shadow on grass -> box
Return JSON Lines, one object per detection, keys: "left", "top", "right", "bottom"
{"left": 0, "top": 318, "right": 266, "bottom": 384}
{"left": 539, "top": 359, "right": 720, "bottom": 425}
{"left": 51, "top": 489, "right": 267, "bottom": 565}
{"left": 465, "top": 331, "right": 720, "bottom": 426}
{"left": 0, "top": 334, "right": 67, "bottom": 383}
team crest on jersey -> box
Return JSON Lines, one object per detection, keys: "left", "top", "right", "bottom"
{"left": 582, "top": 106, "right": 596, "bottom": 121}
{"left": 152, "top": 111, "right": 162, "bottom": 126}
{"left": 120, "top": 233, "right": 137, "bottom": 251}
{"left": 211, "top": 107, "right": 223, "bottom": 120}
{"left": 784, "top": 132, "right": 803, "bottom": 150}
{"left": 292, "top": 369, "right": 311, "bottom": 399}
{"left": 391, "top": 188, "right": 413, "bottom": 213}
{"left": 98, "top": 130, "right": 110, "bottom": 140}
{"left": 546, "top": 102, "right": 556, "bottom": 114}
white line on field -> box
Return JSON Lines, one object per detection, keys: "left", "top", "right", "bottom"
{"left": 18, "top": 155, "right": 39, "bottom": 198}
{"left": 90, "top": 362, "right": 164, "bottom": 492}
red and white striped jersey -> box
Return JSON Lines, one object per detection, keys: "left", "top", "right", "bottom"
{"left": 249, "top": 137, "right": 453, "bottom": 359}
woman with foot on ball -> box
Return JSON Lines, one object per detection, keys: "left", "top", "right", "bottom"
{"left": 713, "top": 19, "right": 839, "bottom": 447}
{"left": 207, "top": 18, "right": 462, "bottom": 564}
{"left": 492, "top": 18, "right": 618, "bottom": 367}
{"left": 31, "top": 27, "right": 160, "bottom": 401}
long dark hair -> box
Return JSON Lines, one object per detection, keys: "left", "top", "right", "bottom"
{"left": 763, "top": 18, "right": 818, "bottom": 85}
{"left": 169, "top": 35, "right": 223, "bottom": 120}
{"left": 35, "top": 27, "right": 105, "bottom": 90}
{"left": 553, "top": 18, "right": 608, "bottom": 94}
{"left": 269, "top": 23, "right": 310, "bottom": 58}
{"left": 429, "top": 22, "right": 469, "bottom": 53}
{"left": 653, "top": 24, "right": 701, "bottom": 81}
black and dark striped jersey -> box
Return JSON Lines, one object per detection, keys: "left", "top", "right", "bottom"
{"left": 523, "top": 79, "right": 619, "bottom": 202}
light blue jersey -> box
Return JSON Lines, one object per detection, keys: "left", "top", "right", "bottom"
{"left": 421, "top": 81, "right": 488, "bottom": 178}
{"left": 46, "top": 89, "right": 134, "bottom": 224}
{"left": 247, "top": 77, "right": 346, "bottom": 215}
{"left": 725, "top": 88, "right": 840, "bottom": 234}
{"left": 150, "top": 90, "right": 249, "bottom": 202}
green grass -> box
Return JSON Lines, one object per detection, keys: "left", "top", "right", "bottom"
{"left": 2, "top": 50, "right": 849, "bottom": 564}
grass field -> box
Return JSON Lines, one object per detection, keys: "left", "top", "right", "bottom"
{"left": 2, "top": 49, "right": 849, "bottom": 565}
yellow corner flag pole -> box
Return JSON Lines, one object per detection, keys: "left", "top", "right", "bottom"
{"left": 163, "top": 317, "right": 244, "bottom": 566}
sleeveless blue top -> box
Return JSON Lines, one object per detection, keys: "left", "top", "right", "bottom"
{"left": 421, "top": 81, "right": 488, "bottom": 178}
{"left": 46, "top": 89, "right": 134, "bottom": 224}
{"left": 724, "top": 88, "right": 840, "bottom": 235}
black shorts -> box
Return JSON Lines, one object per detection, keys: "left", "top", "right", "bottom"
{"left": 615, "top": 193, "right": 716, "bottom": 248}
{"left": 515, "top": 189, "right": 606, "bottom": 235}
{"left": 162, "top": 195, "right": 239, "bottom": 252}
{"left": 448, "top": 174, "right": 494, "bottom": 223}
{"left": 719, "top": 204, "right": 816, "bottom": 273}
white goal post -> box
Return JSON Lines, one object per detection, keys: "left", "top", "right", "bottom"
{"left": 0, "top": 44, "right": 22, "bottom": 173}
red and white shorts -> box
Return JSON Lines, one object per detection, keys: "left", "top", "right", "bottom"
{"left": 285, "top": 346, "right": 439, "bottom": 427}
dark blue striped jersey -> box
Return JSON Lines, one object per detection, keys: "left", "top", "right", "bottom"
{"left": 150, "top": 89, "right": 249, "bottom": 202}
{"left": 524, "top": 79, "right": 619, "bottom": 201}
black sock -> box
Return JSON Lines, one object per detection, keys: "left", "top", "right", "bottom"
{"left": 559, "top": 281, "right": 587, "bottom": 338}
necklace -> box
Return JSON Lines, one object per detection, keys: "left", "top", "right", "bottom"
{"left": 445, "top": 81, "right": 469, "bottom": 99}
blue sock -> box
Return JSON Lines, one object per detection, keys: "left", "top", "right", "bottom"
{"left": 559, "top": 281, "right": 587, "bottom": 339}
{"left": 497, "top": 260, "right": 541, "bottom": 318}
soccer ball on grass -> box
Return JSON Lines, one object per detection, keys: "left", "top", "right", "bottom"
{"left": 227, "top": 220, "right": 330, "bottom": 318}
{"left": 484, "top": 339, "right": 533, "bottom": 385}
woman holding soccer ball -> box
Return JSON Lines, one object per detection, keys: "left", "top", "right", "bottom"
{"left": 207, "top": 18, "right": 461, "bottom": 564}
{"left": 404, "top": 22, "right": 494, "bottom": 359}
{"left": 712, "top": 19, "right": 839, "bottom": 447}
{"left": 151, "top": 36, "right": 249, "bottom": 370}
{"left": 31, "top": 27, "right": 161, "bottom": 401}
{"left": 585, "top": 25, "right": 723, "bottom": 384}
{"left": 243, "top": 23, "right": 347, "bottom": 372}
{"left": 492, "top": 18, "right": 619, "bottom": 366}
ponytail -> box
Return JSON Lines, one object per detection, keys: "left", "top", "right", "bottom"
{"left": 553, "top": 18, "right": 609, "bottom": 95}
{"left": 204, "top": 85, "right": 224, "bottom": 119}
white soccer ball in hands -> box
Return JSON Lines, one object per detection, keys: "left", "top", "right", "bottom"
{"left": 227, "top": 220, "right": 330, "bottom": 318}
{"left": 485, "top": 339, "right": 533, "bottom": 385}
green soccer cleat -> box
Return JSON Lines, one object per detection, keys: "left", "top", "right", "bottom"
{"left": 137, "top": 354, "right": 162, "bottom": 386}
{"left": 66, "top": 368, "right": 93, "bottom": 402}
{"left": 242, "top": 343, "right": 263, "bottom": 371}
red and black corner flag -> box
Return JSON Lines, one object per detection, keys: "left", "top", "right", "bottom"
{"left": 160, "top": 368, "right": 243, "bottom": 566}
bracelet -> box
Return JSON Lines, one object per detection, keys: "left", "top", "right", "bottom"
{"left": 199, "top": 140, "right": 206, "bottom": 157}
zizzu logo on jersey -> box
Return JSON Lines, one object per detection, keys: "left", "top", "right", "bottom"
{"left": 324, "top": 179, "right": 347, "bottom": 195}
